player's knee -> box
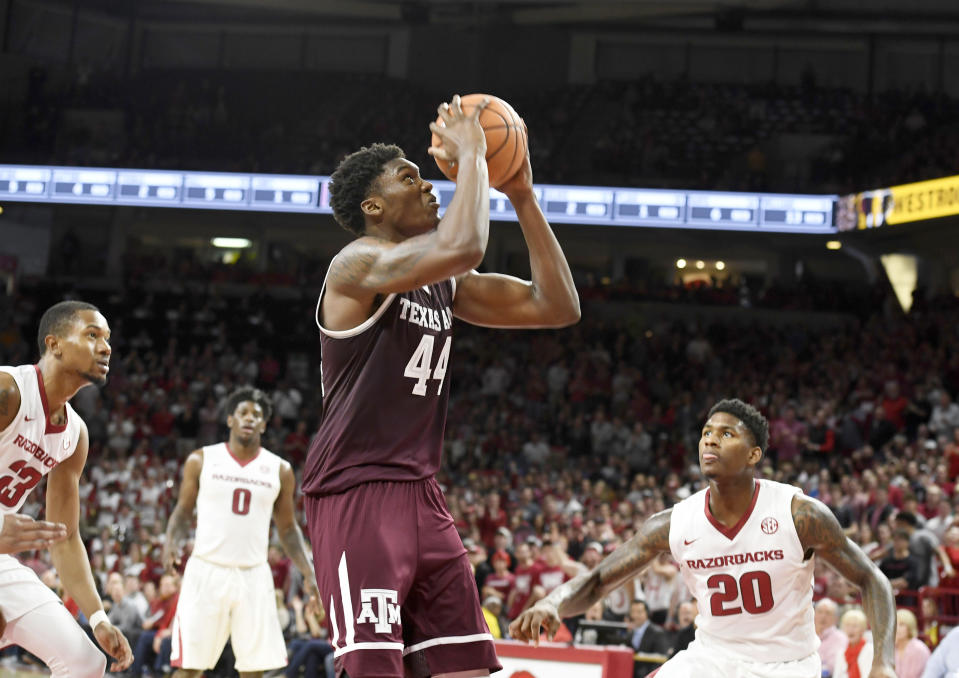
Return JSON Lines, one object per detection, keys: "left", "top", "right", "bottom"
{"left": 56, "top": 643, "right": 106, "bottom": 678}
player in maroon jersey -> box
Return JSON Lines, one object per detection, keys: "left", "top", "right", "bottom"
{"left": 303, "top": 95, "right": 579, "bottom": 678}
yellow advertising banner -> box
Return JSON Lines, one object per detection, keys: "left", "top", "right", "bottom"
{"left": 839, "top": 175, "right": 959, "bottom": 231}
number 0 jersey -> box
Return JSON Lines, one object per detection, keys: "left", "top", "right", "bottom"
{"left": 303, "top": 268, "right": 456, "bottom": 497}
{"left": 191, "top": 443, "right": 283, "bottom": 568}
{"left": 668, "top": 478, "right": 818, "bottom": 663}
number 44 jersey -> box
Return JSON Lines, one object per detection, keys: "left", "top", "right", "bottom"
{"left": 668, "top": 478, "right": 818, "bottom": 663}
{"left": 0, "top": 365, "right": 84, "bottom": 515}
{"left": 304, "top": 275, "right": 456, "bottom": 497}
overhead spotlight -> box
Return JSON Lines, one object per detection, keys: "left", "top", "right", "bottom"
{"left": 676, "top": 259, "right": 687, "bottom": 269}
{"left": 211, "top": 237, "right": 252, "bottom": 249}
{"left": 826, "top": 240, "right": 842, "bottom": 250}
{"left": 695, "top": 260, "right": 705, "bottom": 269}
{"left": 715, "top": 261, "right": 726, "bottom": 270}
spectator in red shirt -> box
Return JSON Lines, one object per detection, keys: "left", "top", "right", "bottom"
{"left": 478, "top": 493, "right": 508, "bottom": 548}
{"left": 507, "top": 543, "right": 543, "bottom": 621}
{"left": 881, "top": 380, "right": 909, "bottom": 431}
{"left": 269, "top": 545, "right": 292, "bottom": 596}
{"left": 282, "top": 421, "right": 310, "bottom": 465}
{"left": 481, "top": 550, "right": 516, "bottom": 604}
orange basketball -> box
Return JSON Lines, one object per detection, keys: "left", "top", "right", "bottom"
{"left": 431, "top": 93, "right": 527, "bottom": 190}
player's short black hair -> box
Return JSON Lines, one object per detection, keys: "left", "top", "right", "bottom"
{"left": 329, "top": 143, "right": 405, "bottom": 236}
{"left": 707, "top": 398, "right": 769, "bottom": 452}
{"left": 224, "top": 387, "right": 273, "bottom": 421}
{"left": 37, "top": 300, "right": 100, "bottom": 356}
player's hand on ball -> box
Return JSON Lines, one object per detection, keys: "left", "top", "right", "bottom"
{"left": 428, "top": 94, "right": 489, "bottom": 165}
{"left": 509, "top": 602, "right": 561, "bottom": 646}
{"left": 93, "top": 621, "right": 133, "bottom": 671}
{"left": 496, "top": 122, "right": 533, "bottom": 199}
{"left": 0, "top": 513, "right": 68, "bottom": 554}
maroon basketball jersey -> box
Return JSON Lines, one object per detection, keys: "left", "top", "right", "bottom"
{"left": 303, "top": 274, "right": 456, "bottom": 496}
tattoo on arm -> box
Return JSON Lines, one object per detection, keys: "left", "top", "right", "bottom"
{"left": 329, "top": 238, "right": 432, "bottom": 292}
{"left": 278, "top": 524, "right": 314, "bottom": 582}
{"left": 165, "top": 505, "right": 192, "bottom": 547}
{"left": 549, "top": 509, "right": 671, "bottom": 618}
{"left": 792, "top": 495, "right": 896, "bottom": 669}
{"left": 327, "top": 245, "right": 376, "bottom": 289}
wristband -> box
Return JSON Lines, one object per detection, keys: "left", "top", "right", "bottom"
{"left": 89, "top": 609, "right": 109, "bottom": 629}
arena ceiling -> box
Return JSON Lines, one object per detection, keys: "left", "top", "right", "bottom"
{"left": 73, "top": 0, "right": 959, "bottom": 30}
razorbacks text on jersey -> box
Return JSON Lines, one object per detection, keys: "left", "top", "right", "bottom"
{"left": 668, "top": 479, "right": 818, "bottom": 663}
{"left": 0, "top": 365, "right": 84, "bottom": 574}
{"left": 191, "top": 443, "right": 282, "bottom": 568}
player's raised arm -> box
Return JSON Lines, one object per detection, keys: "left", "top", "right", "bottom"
{"left": 792, "top": 494, "right": 897, "bottom": 678}
{"left": 326, "top": 95, "right": 490, "bottom": 301}
{"left": 510, "top": 508, "right": 671, "bottom": 644}
{"left": 162, "top": 449, "right": 203, "bottom": 572}
{"left": 46, "top": 422, "right": 133, "bottom": 671}
{"left": 273, "top": 461, "right": 323, "bottom": 622}
{"left": 452, "top": 139, "right": 580, "bottom": 329}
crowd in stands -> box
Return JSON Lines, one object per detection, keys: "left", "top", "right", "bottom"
{"left": 2, "top": 269, "right": 959, "bottom": 674}
{"left": 4, "top": 65, "right": 959, "bottom": 194}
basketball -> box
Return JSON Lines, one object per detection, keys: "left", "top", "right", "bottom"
{"left": 431, "top": 93, "right": 527, "bottom": 190}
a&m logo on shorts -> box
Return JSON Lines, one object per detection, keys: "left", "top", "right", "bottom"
{"left": 356, "top": 588, "right": 401, "bottom": 633}
{"left": 761, "top": 517, "right": 779, "bottom": 534}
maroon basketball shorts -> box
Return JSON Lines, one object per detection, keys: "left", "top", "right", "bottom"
{"left": 306, "top": 478, "right": 501, "bottom": 678}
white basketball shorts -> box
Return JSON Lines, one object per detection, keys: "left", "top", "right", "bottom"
{"left": 0, "top": 555, "right": 61, "bottom": 621}
{"left": 656, "top": 638, "right": 821, "bottom": 678}
{"left": 170, "top": 557, "right": 287, "bottom": 672}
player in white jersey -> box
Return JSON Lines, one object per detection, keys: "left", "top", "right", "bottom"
{"left": 162, "top": 387, "right": 321, "bottom": 678}
{"left": 0, "top": 300, "right": 132, "bottom": 675}
{"left": 511, "top": 398, "right": 899, "bottom": 678}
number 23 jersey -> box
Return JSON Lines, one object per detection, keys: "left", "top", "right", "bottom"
{"left": 304, "top": 273, "right": 456, "bottom": 497}
{"left": 0, "top": 364, "right": 83, "bottom": 515}
{"left": 668, "top": 479, "right": 818, "bottom": 663}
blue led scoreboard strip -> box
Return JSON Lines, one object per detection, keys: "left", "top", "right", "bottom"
{"left": 0, "top": 164, "right": 837, "bottom": 233}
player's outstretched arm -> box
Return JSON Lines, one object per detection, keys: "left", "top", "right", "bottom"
{"left": 47, "top": 423, "right": 133, "bottom": 671}
{"left": 273, "top": 462, "right": 324, "bottom": 622}
{"left": 452, "top": 142, "right": 580, "bottom": 330}
{"left": 509, "top": 509, "right": 671, "bottom": 644}
{"left": 326, "top": 95, "right": 490, "bottom": 301}
{"left": 162, "top": 450, "right": 203, "bottom": 572}
{"left": 792, "top": 495, "right": 897, "bottom": 678}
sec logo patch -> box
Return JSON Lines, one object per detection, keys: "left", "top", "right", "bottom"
{"left": 761, "top": 517, "right": 779, "bottom": 534}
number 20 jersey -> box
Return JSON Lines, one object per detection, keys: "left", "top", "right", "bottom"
{"left": 668, "top": 478, "right": 818, "bottom": 663}
{"left": 303, "top": 274, "right": 456, "bottom": 497}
